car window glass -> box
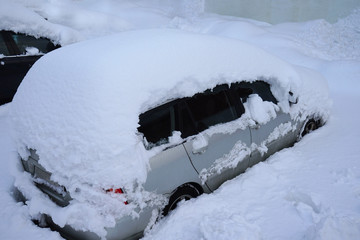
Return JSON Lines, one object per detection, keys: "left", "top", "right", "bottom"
{"left": 179, "top": 104, "right": 197, "bottom": 138}
{"left": 11, "top": 33, "right": 57, "bottom": 55}
{"left": 231, "top": 81, "right": 277, "bottom": 104}
{"left": 251, "top": 81, "right": 277, "bottom": 103}
{"left": 186, "top": 90, "right": 237, "bottom": 132}
{"left": 138, "top": 105, "right": 175, "bottom": 147}
{"left": 0, "top": 34, "right": 9, "bottom": 56}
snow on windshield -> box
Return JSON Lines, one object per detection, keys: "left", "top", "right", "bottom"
{"left": 8, "top": 28, "right": 330, "bottom": 236}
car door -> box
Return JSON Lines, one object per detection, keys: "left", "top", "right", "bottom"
{"left": 182, "top": 85, "right": 252, "bottom": 191}
{"left": 243, "top": 81, "right": 299, "bottom": 167}
{"left": 0, "top": 31, "right": 59, "bottom": 105}
{"left": 138, "top": 100, "right": 204, "bottom": 194}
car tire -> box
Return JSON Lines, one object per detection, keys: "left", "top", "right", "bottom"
{"left": 301, "top": 119, "right": 318, "bottom": 137}
{"left": 162, "top": 184, "right": 201, "bottom": 216}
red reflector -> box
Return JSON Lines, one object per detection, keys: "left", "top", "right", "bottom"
{"left": 114, "top": 188, "right": 123, "bottom": 194}
{"left": 105, "top": 188, "right": 128, "bottom": 205}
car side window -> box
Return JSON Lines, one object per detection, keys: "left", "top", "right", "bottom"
{"left": 177, "top": 101, "right": 197, "bottom": 138}
{"left": 0, "top": 33, "right": 9, "bottom": 56}
{"left": 138, "top": 101, "right": 179, "bottom": 148}
{"left": 138, "top": 84, "right": 247, "bottom": 148}
{"left": 10, "top": 32, "right": 58, "bottom": 55}
{"left": 251, "top": 81, "right": 277, "bottom": 103}
{"left": 186, "top": 86, "right": 238, "bottom": 133}
{"left": 231, "top": 81, "right": 277, "bottom": 104}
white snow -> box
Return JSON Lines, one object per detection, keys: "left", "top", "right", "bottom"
{"left": 0, "top": 1, "right": 359, "bottom": 240}
{"left": 253, "top": 121, "right": 296, "bottom": 157}
{"left": 244, "top": 94, "right": 279, "bottom": 125}
{"left": 25, "top": 47, "right": 41, "bottom": 55}
{"left": 199, "top": 141, "right": 251, "bottom": 184}
{"left": 0, "top": 0, "right": 205, "bottom": 45}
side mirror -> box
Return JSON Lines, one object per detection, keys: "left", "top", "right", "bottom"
{"left": 288, "top": 91, "right": 298, "bottom": 104}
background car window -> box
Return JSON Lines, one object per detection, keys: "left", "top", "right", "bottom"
{"left": 11, "top": 33, "right": 57, "bottom": 55}
{"left": 186, "top": 90, "right": 238, "bottom": 132}
{"left": 0, "top": 34, "right": 10, "bottom": 56}
{"left": 138, "top": 105, "right": 175, "bottom": 147}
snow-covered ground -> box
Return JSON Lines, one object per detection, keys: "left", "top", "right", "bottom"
{"left": 1, "top": 1, "right": 360, "bottom": 240}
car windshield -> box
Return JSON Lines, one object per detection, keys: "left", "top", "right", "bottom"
{"left": 0, "top": 34, "right": 9, "bottom": 56}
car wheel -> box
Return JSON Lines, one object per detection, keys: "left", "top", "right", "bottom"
{"left": 162, "top": 184, "right": 201, "bottom": 216}
{"left": 301, "top": 119, "right": 318, "bottom": 137}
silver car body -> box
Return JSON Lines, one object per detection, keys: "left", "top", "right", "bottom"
{"left": 20, "top": 80, "right": 309, "bottom": 240}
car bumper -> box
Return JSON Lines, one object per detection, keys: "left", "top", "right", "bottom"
{"left": 45, "top": 206, "right": 156, "bottom": 240}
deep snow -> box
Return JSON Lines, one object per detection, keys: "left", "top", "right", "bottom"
{"left": 1, "top": 1, "right": 360, "bottom": 240}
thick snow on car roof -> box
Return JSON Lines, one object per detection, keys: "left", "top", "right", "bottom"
{"left": 11, "top": 29, "right": 302, "bottom": 189}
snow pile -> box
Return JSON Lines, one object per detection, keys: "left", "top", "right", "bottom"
{"left": 0, "top": 106, "right": 62, "bottom": 240}
{"left": 170, "top": 0, "right": 205, "bottom": 20}
{"left": 9, "top": 28, "right": 329, "bottom": 237}
{"left": 299, "top": 9, "right": 360, "bottom": 61}
{"left": 245, "top": 94, "right": 279, "bottom": 124}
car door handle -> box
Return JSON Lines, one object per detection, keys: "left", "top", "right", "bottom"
{"left": 192, "top": 146, "right": 207, "bottom": 155}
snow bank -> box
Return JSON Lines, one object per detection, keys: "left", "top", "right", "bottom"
{"left": 299, "top": 9, "right": 360, "bottom": 61}
{"left": 9, "top": 29, "right": 313, "bottom": 236}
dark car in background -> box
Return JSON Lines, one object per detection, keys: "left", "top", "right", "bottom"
{"left": 0, "top": 30, "right": 59, "bottom": 105}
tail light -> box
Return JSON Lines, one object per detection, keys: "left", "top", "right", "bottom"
{"left": 106, "top": 188, "right": 128, "bottom": 205}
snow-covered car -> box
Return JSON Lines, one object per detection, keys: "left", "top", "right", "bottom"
{"left": 10, "top": 29, "right": 330, "bottom": 240}
{"left": 0, "top": 30, "right": 59, "bottom": 105}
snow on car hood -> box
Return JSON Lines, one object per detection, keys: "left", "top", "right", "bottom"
{"left": 9, "top": 29, "right": 330, "bottom": 236}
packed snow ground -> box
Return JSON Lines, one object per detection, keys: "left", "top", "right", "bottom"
{"left": 1, "top": 1, "right": 360, "bottom": 240}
